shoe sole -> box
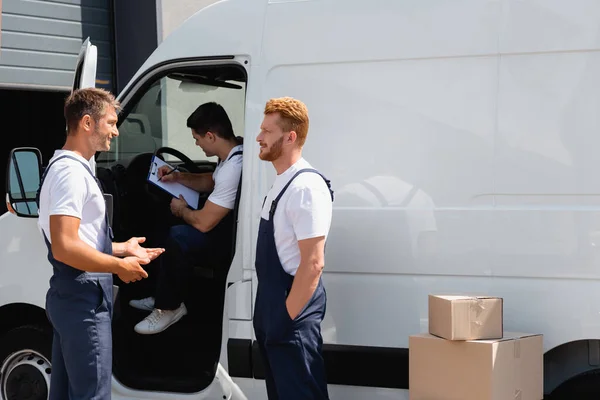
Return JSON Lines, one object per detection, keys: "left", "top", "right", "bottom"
{"left": 129, "top": 302, "right": 154, "bottom": 311}
{"left": 134, "top": 309, "right": 188, "bottom": 335}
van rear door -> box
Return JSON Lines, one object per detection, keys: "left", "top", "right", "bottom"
{"left": 70, "top": 38, "right": 104, "bottom": 184}
{"left": 72, "top": 38, "right": 98, "bottom": 90}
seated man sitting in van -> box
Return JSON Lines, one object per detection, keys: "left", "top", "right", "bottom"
{"left": 130, "top": 102, "right": 243, "bottom": 334}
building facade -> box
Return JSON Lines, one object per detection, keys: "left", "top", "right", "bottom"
{"left": 0, "top": 0, "right": 218, "bottom": 213}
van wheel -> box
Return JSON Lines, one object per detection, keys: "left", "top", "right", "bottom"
{"left": 548, "top": 370, "right": 600, "bottom": 400}
{"left": 0, "top": 325, "right": 52, "bottom": 400}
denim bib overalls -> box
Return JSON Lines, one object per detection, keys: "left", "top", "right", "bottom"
{"left": 253, "top": 168, "right": 334, "bottom": 400}
{"left": 37, "top": 155, "right": 114, "bottom": 400}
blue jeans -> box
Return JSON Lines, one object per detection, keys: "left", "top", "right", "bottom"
{"left": 154, "top": 225, "right": 210, "bottom": 310}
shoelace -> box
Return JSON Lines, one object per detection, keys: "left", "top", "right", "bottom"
{"left": 147, "top": 309, "right": 165, "bottom": 326}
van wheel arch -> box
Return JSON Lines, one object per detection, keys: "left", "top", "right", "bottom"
{"left": 0, "top": 303, "right": 50, "bottom": 338}
{"left": 0, "top": 325, "right": 52, "bottom": 400}
{"left": 549, "top": 368, "right": 600, "bottom": 399}
{"left": 545, "top": 339, "right": 600, "bottom": 397}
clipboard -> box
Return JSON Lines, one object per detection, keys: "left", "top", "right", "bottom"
{"left": 147, "top": 155, "right": 200, "bottom": 210}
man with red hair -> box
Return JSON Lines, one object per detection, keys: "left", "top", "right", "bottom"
{"left": 254, "top": 96, "right": 334, "bottom": 399}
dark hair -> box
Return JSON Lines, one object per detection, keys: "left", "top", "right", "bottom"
{"left": 186, "top": 102, "right": 235, "bottom": 140}
{"left": 64, "top": 87, "right": 120, "bottom": 135}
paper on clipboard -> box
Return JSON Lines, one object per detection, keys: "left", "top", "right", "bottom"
{"left": 147, "top": 155, "right": 200, "bottom": 210}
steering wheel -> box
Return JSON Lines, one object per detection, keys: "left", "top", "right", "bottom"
{"left": 154, "top": 146, "right": 201, "bottom": 174}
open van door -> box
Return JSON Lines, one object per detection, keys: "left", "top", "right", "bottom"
{"left": 71, "top": 38, "right": 103, "bottom": 185}
{"left": 72, "top": 38, "right": 98, "bottom": 90}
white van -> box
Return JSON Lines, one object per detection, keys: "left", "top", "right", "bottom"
{"left": 3, "top": 0, "right": 600, "bottom": 398}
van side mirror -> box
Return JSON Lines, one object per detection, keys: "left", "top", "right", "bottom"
{"left": 6, "top": 148, "right": 42, "bottom": 218}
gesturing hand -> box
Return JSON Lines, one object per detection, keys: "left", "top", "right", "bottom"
{"left": 124, "top": 237, "right": 165, "bottom": 261}
{"left": 117, "top": 257, "right": 150, "bottom": 283}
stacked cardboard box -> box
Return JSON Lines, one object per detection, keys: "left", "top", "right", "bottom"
{"left": 409, "top": 295, "right": 543, "bottom": 400}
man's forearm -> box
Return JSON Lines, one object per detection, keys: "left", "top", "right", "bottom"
{"left": 178, "top": 172, "right": 214, "bottom": 192}
{"left": 180, "top": 208, "right": 209, "bottom": 233}
{"left": 112, "top": 242, "right": 126, "bottom": 257}
{"left": 53, "top": 239, "right": 122, "bottom": 274}
{"left": 286, "top": 260, "right": 324, "bottom": 319}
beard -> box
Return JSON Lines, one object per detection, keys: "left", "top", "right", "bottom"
{"left": 259, "top": 136, "right": 284, "bottom": 161}
{"left": 91, "top": 126, "right": 111, "bottom": 152}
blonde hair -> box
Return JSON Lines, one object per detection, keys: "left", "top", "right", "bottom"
{"left": 264, "top": 97, "right": 309, "bottom": 147}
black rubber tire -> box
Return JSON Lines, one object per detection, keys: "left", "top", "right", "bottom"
{"left": 548, "top": 369, "right": 600, "bottom": 400}
{"left": 0, "top": 325, "right": 52, "bottom": 400}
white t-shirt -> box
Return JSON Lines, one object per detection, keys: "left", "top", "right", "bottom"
{"left": 38, "top": 150, "right": 107, "bottom": 251}
{"left": 208, "top": 144, "right": 243, "bottom": 210}
{"left": 260, "top": 158, "right": 333, "bottom": 276}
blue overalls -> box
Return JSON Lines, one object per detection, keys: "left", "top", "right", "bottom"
{"left": 253, "top": 168, "right": 334, "bottom": 400}
{"left": 37, "top": 155, "right": 114, "bottom": 400}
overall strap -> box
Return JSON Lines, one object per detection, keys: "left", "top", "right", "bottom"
{"left": 36, "top": 154, "right": 109, "bottom": 226}
{"left": 37, "top": 154, "right": 111, "bottom": 244}
{"left": 227, "top": 150, "right": 243, "bottom": 161}
{"left": 41, "top": 154, "right": 97, "bottom": 184}
{"left": 36, "top": 155, "right": 99, "bottom": 206}
{"left": 268, "top": 168, "right": 334, "bottom": 219}
{"left": 217, "top": 149, "right": 243, "bottom": 166}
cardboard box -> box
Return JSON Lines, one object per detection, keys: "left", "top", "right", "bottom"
{"left": 429, "top": 294, "right": 503, "bottom": 340}
{"left": 409, "top": 332, "right": 543, "bottom": 400}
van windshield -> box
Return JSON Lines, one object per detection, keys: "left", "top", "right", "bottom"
{"left": 97, "top": 69, "right": 246, "bottom": 164}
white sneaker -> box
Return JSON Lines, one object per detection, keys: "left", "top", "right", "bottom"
{"left": 129, "top": 296, "right": 155, "bottom": 311}
{"left": 134, "top": 303, "right": 188, "bottom": 335}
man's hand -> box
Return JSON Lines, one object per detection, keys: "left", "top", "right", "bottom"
{"left": 123, "top": 237, "right": 164, "bottom": 260}
{"left": 112, "top": 237, "right": 165, "bottom": 260}
{"left": 50, "top": 214, "right": 150, "bottom": 276}
{"left": 170, "top": 195, "right": 189, "bottom": 217}
{"left": 285, "top": 236, "right": 326, "bottom": 320}
{"left": 117, "top": 256, "right": 150, "bottom": 283}
{"left": 158, "top": 165, "right": 180, "bottom": 182}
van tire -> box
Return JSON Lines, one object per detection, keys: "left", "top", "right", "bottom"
{"left": 0, "top": 325, "right": 52, "bottom": 400}
{"left": 548, "top": 369, "right": 600, "bottom": 400}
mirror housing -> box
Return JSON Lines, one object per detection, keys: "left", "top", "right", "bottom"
{"left": 6, "top": 148, "right": 43, "bottom": 218}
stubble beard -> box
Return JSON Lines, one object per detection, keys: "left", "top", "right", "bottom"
{"left": 92, "top": 125, "right": 110, "bottom": 152}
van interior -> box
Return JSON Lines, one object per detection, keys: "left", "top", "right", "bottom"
{"left": 0, "top": 89, "right": 69, "bottom": 215}
{"left": 94, "top": 63, "right": 247, "bottom": 393}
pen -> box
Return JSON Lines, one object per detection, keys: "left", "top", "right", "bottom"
{"left": 158, "top": 166, "right": 179, "bottom": 182}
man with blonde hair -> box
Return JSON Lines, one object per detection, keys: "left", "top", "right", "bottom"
{"left": 254, "top": 97, "right": 334, "bottom": 399}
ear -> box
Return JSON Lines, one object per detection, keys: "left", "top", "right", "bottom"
{"left": 288, "top": 130, "right": 297, "bottom": 144}
{"left": 206, "top": 131, "right": 217, "bottom": 142}
{"left": 80, "top": 114, "right": 93, "bottom": 132}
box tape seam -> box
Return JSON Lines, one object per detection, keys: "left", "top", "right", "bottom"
{"left": 514, "top": 338, "right": 522, "bottom": 400}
